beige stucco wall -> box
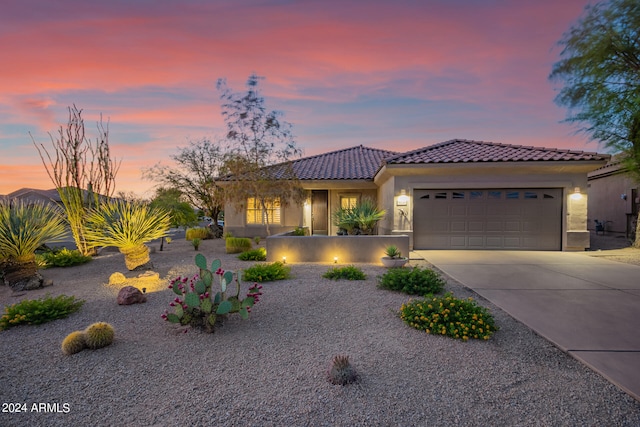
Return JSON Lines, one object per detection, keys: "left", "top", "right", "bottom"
{"left": 587, "top": 165, "right": 638, "bottom": 234}
{"left": 224, "top": 198, "right": 303, "bottom": 238}
{"left": 224, "top": 185, "right": 378, "bottom": 238}
{"left": 266, "top": 234, "right": 410, "bottom": 264}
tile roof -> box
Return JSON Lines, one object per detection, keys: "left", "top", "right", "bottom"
{"left": 290, "top": 145, "right": 399, "bottom": 180}
{"left": 384, "top": 139, "right": 610, "bottom": 165}
{"left": 4, "top": 187, "right": 61, "bottom": 202}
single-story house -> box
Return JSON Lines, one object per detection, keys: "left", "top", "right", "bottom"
{"left": 587, "top": 156, "right": 639, "bottom": 237}
{"left": 0, "top": 188, "right": 62, "bottom": 206}
{"left": 223, "top": 139, "right": 610, "bottom": 251}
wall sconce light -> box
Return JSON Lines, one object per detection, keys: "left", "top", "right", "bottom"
{"left": 621, "top": 193, "right": 627, "bottom": 200}
{"left": 397, "top": 189, "right": 409, "bottom": 206}
{"left": 282, "top": 256, "right": 286, "bottom": 264}
{"left": 334, "top": 256, "right": 338, "bottom": 264}
{"left": 570, "top": 187, "right": 582, "bottom": 200}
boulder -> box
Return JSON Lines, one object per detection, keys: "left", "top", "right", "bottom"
{"left": 109, "top": 272, "right": 127, "bottom": 285}
{"left": 117, "top": 286, "right": 147, "bottom": 305}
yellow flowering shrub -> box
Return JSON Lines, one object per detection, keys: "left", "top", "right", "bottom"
{"left": 399, "top": 293, "right": 497, "bottom": 341}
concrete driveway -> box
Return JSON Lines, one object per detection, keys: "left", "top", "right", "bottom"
{"left": 414, "top": 250, "right": 640, "bottom": 402}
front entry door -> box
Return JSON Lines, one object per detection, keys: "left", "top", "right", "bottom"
{"left": 312, "top": 190, "right": 328, "bottom": 235}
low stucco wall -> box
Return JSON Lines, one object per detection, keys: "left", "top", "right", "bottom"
{"left": 266, "top": 234, "right": 410, "bottom": 264}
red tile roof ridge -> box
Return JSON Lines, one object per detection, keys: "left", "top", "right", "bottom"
{"left": 384, "top": 139, "right": 609, "bottom": 164}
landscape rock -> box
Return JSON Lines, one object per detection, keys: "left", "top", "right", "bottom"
{"left": 117, "top": 285, "right": 147, "bottom": 305}
{"left": 109, "top": 272, "right": 127, "bottom": 285}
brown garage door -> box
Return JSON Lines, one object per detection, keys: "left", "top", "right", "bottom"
{"left": 413, "top": 188, "right": 562, "bottom": 250}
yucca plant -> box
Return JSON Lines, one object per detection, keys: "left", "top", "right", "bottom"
{"left": 331, "top": 207, "right": 358, "bottom": 234}
{"left": 352, "top": 197, "right": 386, "bottom": 234}
{"left": 0, "top": 199, "right": 67, "bottom": 288}
{"left": 84, "top": 200, "right": 171, "bottom": 270}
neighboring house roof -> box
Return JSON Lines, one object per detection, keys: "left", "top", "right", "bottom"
{"left": 384, "top": 139, "right": 610, "bottom": 165}
{"left": 289, "top": 145, "right": 399, "bottom": 180}
{"left": 588, "top": 153, "right": 630, "bottom": 180}
{"left": 3, "top": 187, "right": 62, "bottom": 203}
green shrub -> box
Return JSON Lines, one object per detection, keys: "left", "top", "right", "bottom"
{"left": 191, "top": 238, "right": 201, "bottom": 250}
{"left": 322, "top": 265, "right": 366, "bottom": 280}
{"left": 378, "top": 266, "right": 445, "bottom": 296}
{"left": 186, "top": 227, "right": 211, "bottom": 241}
{"left": 0, "top": 294, "right": 85, "bottom": 331}
{"left": 226, "top": 237, "right": 252, "bottom": 254}
{"left": 292, "top": 227, "right": 306, "bottom": 236}
{"left": 400, "top": 293, "right": 498, "bottom": 341}
{"left": 253, "top": 236, "right": 261, "bottom": 245}
{"left": 242, "top": 262, "right": 290, "bottom": 282}
{"left": 37, "top": 248, "right": 92, "bottom": 268}
{"left": 238, "top": 247, "right": 267, "bottom": 261}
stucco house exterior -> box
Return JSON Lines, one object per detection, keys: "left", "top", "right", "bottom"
{"left": 223, "top": 139, "right": 609, "bottom": 251}
{"left": 587, "top": 157, "right": 639, "bottom": 237}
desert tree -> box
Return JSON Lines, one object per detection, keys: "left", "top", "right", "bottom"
{"left": 143, "top": 138, "right": 225, "bottom": 224}
{"left": 32, "top": 105, "right": 121, "bottom": 255}
{"left": 149, "top": 187, "right": 199, "bottom": 250}
{"left": 217, "top": 74, "right": 304, "bottom": 236}
{"left": 149, "top": 187, "right": 199, "bottom": 229}
{"left": 549, "top": 0, "right": 640, "bottom": 245}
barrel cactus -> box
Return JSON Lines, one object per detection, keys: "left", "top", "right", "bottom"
{"left": 327, "top": 354, "right": 358, "bottom": 385}
{"left": 61, "top": 331, "right": 87, "bottom": 355}
{"left": 84, "top": 322, "right": 115, "bottom": 349}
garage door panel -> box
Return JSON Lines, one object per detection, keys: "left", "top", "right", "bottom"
{"left": 468, "top": 221, "right": 484, "bottom": 232}
{"left": 468, "top": 204, "right": 485, "bottom": 215}
{"left": 468, "top": 237, "right": 485, "bottom": 247}
{"left": 414, "top": 188, "right": 561, "bottom": 250}
{"left": 487, "top": 205, "right": 506, "bottom": 215}
{"left": 504, "top": 237, "right": 522, "bottom": 248}
{"left": 431, "top": 205, "right": 449, "bottom": 216}
{"left": 504, "top": 221, "right": 521, "bottom": 232}
{"left": 450, "top": 205, "right": 466, "bottom": 216}
{"left": 451, "top": 221, "right": 467, "bottom": 232}
{"left": 504, "top": 205, "right": 523, "bottom": 215}
{"left": 485, "top": 237, "right": 504, "bottom": 247}
{"left": 450, "top": 237, "right": 467, "bottom": 248}
{"left": 486, "top": 221, "right": 502, "bottom": 232}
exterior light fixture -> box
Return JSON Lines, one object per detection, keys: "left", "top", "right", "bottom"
{"left": 397, "top": 189, "right": 409, "bottom": 206}
{"left": 282, "top": 256, "right": 286, "bottom": 264}
{"left": 334, "top": 256, "right": 338, "bottom": 264}
{"left": 570, "top": 187, "right": 582, "bottom": 200}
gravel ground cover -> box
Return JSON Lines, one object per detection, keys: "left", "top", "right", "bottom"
{"left": 1, "top": 237, "right": 639, "bottom": 427}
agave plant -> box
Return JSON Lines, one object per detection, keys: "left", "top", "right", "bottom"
{"left": 0, "top": 199, "right": 67, "bottom": 288}
{"left": 84, "top": 200, "right": 171, "bottom": 270}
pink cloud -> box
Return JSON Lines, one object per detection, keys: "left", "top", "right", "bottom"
{"left": 0, "top": 0, "right": 595, "bottom": 195}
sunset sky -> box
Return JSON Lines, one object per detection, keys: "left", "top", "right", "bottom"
{"left": 0, "top": 0, "right": 597, "bottom": 197}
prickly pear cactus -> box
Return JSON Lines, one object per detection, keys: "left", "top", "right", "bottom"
{"left": 162, "top": 255, "right": 263, "bottom": 333}
{"left": 328, "top": 355, "right": 358, "bottom": 385}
